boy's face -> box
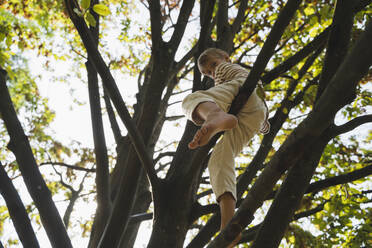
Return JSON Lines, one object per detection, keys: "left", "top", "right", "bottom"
{"left": 199, "top": 55, "right": 229, "bottom": 79}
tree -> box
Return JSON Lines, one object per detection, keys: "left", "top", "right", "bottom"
{"left": 0, "top": 0, "right": 371, "bottom": 247}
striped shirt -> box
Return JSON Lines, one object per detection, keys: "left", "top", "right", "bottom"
{"left": 214, "top": 62, "right": 270, "bottom": 134}
{"left": 214, "top": 62, "right": 250, "bottom": 85}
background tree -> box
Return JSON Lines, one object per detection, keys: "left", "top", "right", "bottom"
{"left": 0, "top": 0, "right": 371, "bottom": 247}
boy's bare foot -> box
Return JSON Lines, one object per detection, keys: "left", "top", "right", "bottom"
{"left": 188, "top": 111, "right": 238, "bottom": 149}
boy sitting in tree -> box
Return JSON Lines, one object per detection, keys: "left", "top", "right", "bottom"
{"left": 182, "top": 48, "right": 269, "bottom": 247}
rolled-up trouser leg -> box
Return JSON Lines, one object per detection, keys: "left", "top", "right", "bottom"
{"left": 209, "top": 106, "right": 266, "bottom": 201}
{"left": 182, "top": 80, "right": 241, "bottom": 125}
{"left": 182, "top": 79, "right": 266, "bottom": 201}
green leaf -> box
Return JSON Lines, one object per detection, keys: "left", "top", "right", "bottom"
{"left": 324, "top": 202, "right": 331, "bottom": 211}
{"left": 282, "top": 107, "right": 288, "bottom": 114}
{"left": 304, "top": 6, "right": 315, "bottom": 16}
{"left": 309, "top": 27, "right": 318, "bottom": 38}
{"left": 92, "top": 4, "right": 110, "bottom": 16}
{"left": 0, "top": 32, "right": 5, "bottom": 42}
{"left": 81, "top": 0, "right": 91, "bottom": 10}
{"left": 85, "top": 11, "right": 96, "bottom": 27}
{"left": 6, "top": 36, "right": 12, "bottom": 47}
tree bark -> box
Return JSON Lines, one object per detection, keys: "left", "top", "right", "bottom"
{"left": 84, "top": 3, "right": 113, "bottom": 245}
{"left": 103, "top": 89, "right": 122, "bottom": 143}
{"left": 0, "top": 162, "right": 40, "bottom": 248}
{"left": 86, "top": 59, "right": 112, "bottom": 247}
{"left": 0, "top": 70, "right": 72, "bottom": 248}
{"left": 261, "top": 28, "right": 329, "bottom": 84}
{"left": 252, "top": 134, "right": 329, "bottom": 247}
{"left": 64, "top": 0, "right": 158, "bottom": 186}
{"left": 230, "top": 0, "right": 303, "bottom": 116}
{"left": 118, "top": 173, "right": 151, "bottom": 248}
{"left": 240, "top": 203, "right": 325, "bottom": 243}
{"left": 315, "top": 0, "right": 355, "bottom": 101}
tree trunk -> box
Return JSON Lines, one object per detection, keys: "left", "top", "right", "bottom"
{"left": 147, "top": 181, "right": 194, "bottom": 248}
{"left": 0, "top": 70, "right": 73, "bottom": 248}
{"left": 118, "top": 172, "right": 151, "bottom": 248}
{"left": 252, "top": 134, "right": 329, "bottom": 247}
{"left": 0, "top": 162, "right": 40, "bottom": 248}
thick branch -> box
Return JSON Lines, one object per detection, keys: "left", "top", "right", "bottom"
{"left": 229, "top": 0, "right": 303, "bottom": 116}
{"left": 216, "top": 0, "right": 229, "bottom": 40}
{"left": 311, "top": 19, "right": 372, "bottom": 122}
{"left": 86, "top": 21, "right": 112, "bottom": 243}
{"left": 315, "top": 0, "right": 355, "bottom": 101}
{"left": 331, "top": 114, "right": 372, "bottom": 137}
{"left": 261, "top": 0, "right": 370, "bottom": 86}
{"left": 165, "top": 0, "right": 216, "bottom": 181}
{"left": 252, "top": 136, "right": 328, "bottom": 247}
{"left": 64, "top": 0, "right": 158, "bottom": 186}
{"left": 307, "top": 163, "right": 372, "bottom": 194}
{"left": 0, "top": 70, "right": 72, "bottom": 248}
{"left": 199, "top": 0, "right": 216, "bottom": 45}
{"left": 354, "top": 0, "right": 372, "bottom": 13}
{"left": 148, "top": 0, "right": 162, "bottom": 50}
{"left": 168, "top": 0, "right": 196, "bottom": 50}
{"left": 231, "top": 0, "right": 249, "bottom": 34}
{"left": 240, "top": 203, "right": 325, "bottom": 243}
{"left": 86, "top": 60, "right": 111, "bottom": 212}
{"left": 261, "top": 28, "right": 329, "bottom": 84}
{"left": 265, "top": 163, "right": 372, "bottom": 199}
{"left": 171, "top": 44, "right": 198, "bottom": 81}
{"left": 0, "top": 162, "right": 40, "bottom": 248}
{"left": 118, "top": 182, "right": 152, "bottom": 248}
{"left": 103, "top": 89, "right": 122, "bottom": 143}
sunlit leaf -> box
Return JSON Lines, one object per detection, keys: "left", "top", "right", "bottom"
{"left": 304, "top": 6, "right": 315, "bottom": 16}
{"left": 81, "top": 0, "right": 91, "bottom": 10}
{"left": 85, "top": 11, "right": 96, "bottom": 27}
{"left": 92, "top": 4, "right": 110, "bottom": 16}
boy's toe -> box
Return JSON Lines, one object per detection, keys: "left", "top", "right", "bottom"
{"left": 188, "top": 141, "right": 198, "bottom": 149}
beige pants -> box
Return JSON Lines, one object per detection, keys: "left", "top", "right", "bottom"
{"left": 182, "top": 78, "right": 266, "bottom": 201}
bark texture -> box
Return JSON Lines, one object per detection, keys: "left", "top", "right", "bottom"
{"left": 0, "top": 162, "right": 40, "bottom": 248}
{"left": 0, "top": 70, "right": 72, "bottom": 248}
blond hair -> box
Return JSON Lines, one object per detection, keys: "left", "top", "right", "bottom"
{"left": 197, "top": 48, "right": 229, "bottom": 69}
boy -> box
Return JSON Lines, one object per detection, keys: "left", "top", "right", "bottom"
{"left": 182, "top": 48, "right": 269, "bottom": 247}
